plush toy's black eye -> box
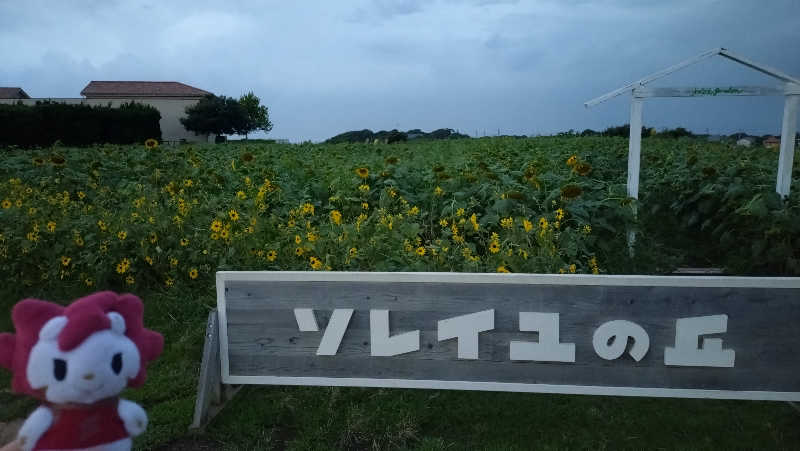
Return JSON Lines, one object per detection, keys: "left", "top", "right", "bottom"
{"left": 53, "top": 359, "right": 67, "bottom": 381}
{"left": 111, "top": 353, "right": 123, "bottom": 374}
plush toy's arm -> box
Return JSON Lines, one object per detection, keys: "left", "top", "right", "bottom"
{"left": 17, "top": 406, "right": 53, "bottom": 451}
{"left": 118, "top": 398, "right": 148, "bottom": 437}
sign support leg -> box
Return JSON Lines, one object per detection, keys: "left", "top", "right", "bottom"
{"left": 627, "top": 97, "right": 643, "bottom": 257}
{"left": 776, "top": 93, "right": 798, "bottom": 198}
{"left": 190, "top": 309, "right": 241, "bottom": 430}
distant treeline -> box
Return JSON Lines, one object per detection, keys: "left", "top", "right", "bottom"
{"left": 327, "top": 128, "right": 470, "bottom": 144}
{"left": 562, "top": 125, "right": 695, "bottom": 138}
{"left": 326, "top": 125, "right": 786, "bottom": 144}
{"left": 0, "top": 101, "right": 161, "bottom": 148}
{"left": 572, "top": 126, "right": 791, "bottom": 141}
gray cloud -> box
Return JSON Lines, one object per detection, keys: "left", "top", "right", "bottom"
{"left": 1, "top": 0, "right": 798, "bottom": 141}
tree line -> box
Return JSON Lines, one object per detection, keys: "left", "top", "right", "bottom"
{"left": 326, "top": 128, "right": 470, "bottom": 144}
{"left": 181, "top": 92, "right": 272, "bottom": 140}
{"left": 0, "top": 101, "right": 161, "bottom": 148}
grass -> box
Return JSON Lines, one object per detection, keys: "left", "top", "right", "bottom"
{"left": 201, "top": 386, "right": 800, "bottom": 450}
{"left": 1, "top": 137, "right": 799, "bottom": 449}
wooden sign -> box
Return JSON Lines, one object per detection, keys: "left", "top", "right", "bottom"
{"left": 216, "top": 272, "right": 800, "bottom": 401}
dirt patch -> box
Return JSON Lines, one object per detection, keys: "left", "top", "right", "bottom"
{"left": 0, "top": 419, "right": 22, "bottom": 446}
{"left": 155, "top": 437, "right": 223, "bottom": 451}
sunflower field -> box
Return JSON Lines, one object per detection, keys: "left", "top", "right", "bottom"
{"left": 0, "top": 137, "right": 640, "bottom": 299}
{"left": 1, "top": 136, "right": 799, "bottom": 449}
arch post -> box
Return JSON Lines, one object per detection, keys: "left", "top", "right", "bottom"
{"left": 627, "top": 96, "right": 643, "bottom": 255}
{"left": 776, "top": 91, "right": 799, "bottom": 198}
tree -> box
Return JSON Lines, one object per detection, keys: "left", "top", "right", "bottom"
{"left": 237, "top": 91, "right": 273, "bottom": 139}
{"left": 181, "top": 94, "right": 247, "bottom": 137}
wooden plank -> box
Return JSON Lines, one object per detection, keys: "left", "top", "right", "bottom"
{"left": 218, "top": 273, "right": 800, "bottom": 401}
{"left": 190, "top": 310, "right": 243, "bottom": 430}
{"left": 634, "top": 86, "right": 786, "bottom": 98}
{"left": 626, "top": 98, "right": 642, "bottom": 255}
{"left": 719, "top": 49, "right": 800, "bottom": 85}
{"left": 585, "top": 48, "right": 722, "bottom": 107}
{"left": 627, "top": 98, "right": 643, "bottom": 200}
{"left": 776, "top": 94, "right": 799, "bottom": 197}
{"left": 191, "top": 310, "right": 221, "bottom": 429}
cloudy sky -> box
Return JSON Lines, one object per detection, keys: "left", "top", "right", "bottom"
{"left": 1, "top": 0, "right": 798, "bottom": 141}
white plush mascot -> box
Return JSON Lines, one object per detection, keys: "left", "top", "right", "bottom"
{"left": 0, "top": 292, "right": 163, "bottom": 451}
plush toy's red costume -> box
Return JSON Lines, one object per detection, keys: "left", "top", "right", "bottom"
{"left": 0, "top": 291, "right": 163, "bottom": 451}
{"left": 33, "top": 400, "right": 128, "bottom": 450}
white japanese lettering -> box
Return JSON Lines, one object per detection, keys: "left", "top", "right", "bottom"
{"left": 664, "top": 315, "right": 735, "bottom": 367}
{"left": 592, "top": 320, "right": 649, "bottom": 361}
{"left": 370, "top": 309, "right": 420, "bottom": 356}
{"left": 510, "top": 312, "right": 575, "bottom": 362}
{"left": 437, "top": 310, "right": 495, "bottom": 359}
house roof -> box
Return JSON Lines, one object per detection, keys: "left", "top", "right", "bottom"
{"left": 585, "top": 48, "right": 800, "bottom": 108}
{"left": 80, "top": 81, "right": 211, "bottom": 98}
{"left": 0, "top": 87, "right": 30, "bottom": 99}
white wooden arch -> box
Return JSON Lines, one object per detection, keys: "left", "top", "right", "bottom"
{"left": 585, "top": 47, "right": 800, "bottom": 199}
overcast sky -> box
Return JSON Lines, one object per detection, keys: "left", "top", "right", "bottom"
{"left": 1, "top": 0, "right": 798, "bottom": 142}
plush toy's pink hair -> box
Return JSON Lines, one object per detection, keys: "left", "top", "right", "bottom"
{"left": 0, "top": 291, "right": 163, "bottom": 398}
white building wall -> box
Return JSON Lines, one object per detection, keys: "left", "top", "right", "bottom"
{"left": 0, "top": 97, "right": 210, "bottom": 143}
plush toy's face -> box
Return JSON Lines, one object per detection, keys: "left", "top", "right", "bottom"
{"left": 26, "top": 312, "right": 141, "bottom": 404}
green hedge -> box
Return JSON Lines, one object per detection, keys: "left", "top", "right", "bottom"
{"left": 0, "top": 101, "right": 161, "bottom": 148}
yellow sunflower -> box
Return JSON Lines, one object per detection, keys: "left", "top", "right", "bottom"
{"left": 355, "top": 167, "right": 369, "bottom": 179}
{"left": 144, "top": 138, "right": 159, "bottom": 149}
{"left": 523, "top": 219, "right": 533, "bottom": 233}
{"left": 566, "top": 155, "right": 578, "bottom": 167}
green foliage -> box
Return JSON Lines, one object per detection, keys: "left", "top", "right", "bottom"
{"left": 326, "top": 128, "right": 468, "bottom": 144}
{"left": 181, "top": 92, "right": 273, "bottom": 139}
{"left": 326, "top": 129, "right": 374, "bottom": 144}
{"left": 657, "top": 126, "right": 693, "bottom": 139}
{"left": 640, "top": 141, "right": 800, "bottom": 274}
{"left": 0, "top": 101, "right": 161, "bottom": 148}
{"left": 237, "top": 91, "right": 273, "bottom": 138}
{"left": 598, "top": 124, "right": 695, "bottom": 139}
{"left": 180, "top": 94, "right": 247, "bottom": 137}
{"left": 602, "top": 124, "right": 648, "bottom": 138}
